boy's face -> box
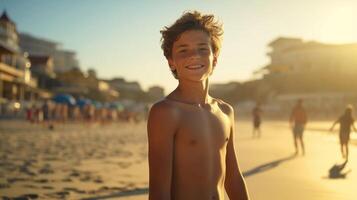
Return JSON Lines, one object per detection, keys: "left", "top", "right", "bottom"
{"left": 168, "top": 30, "right": 217, "bottom": 82}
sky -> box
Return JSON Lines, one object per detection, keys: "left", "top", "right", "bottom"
{"left": 2, "top": 0, "right": 357, "bottom": 94}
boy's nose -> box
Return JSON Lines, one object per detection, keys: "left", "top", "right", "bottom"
{"left": 188, "top": 49, "right": 201, "bottom": 58}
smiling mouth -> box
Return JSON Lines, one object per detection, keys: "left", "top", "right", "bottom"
{"left": 185, "top": 65, "right": 204, "bottom": 70}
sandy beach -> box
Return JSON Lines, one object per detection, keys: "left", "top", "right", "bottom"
{"left": 0, "top": 119, "right": 356, "bottom": 200}
{"left": 0, "top": 121, "right": 149, "bottom": 200}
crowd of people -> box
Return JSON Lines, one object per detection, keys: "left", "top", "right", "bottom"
{"left": 25, "top": 100, "right": 150, "bottom": 127}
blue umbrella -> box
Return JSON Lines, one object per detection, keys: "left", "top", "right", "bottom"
{"left": 52, "top": 94, "right": 76, "bottom": 105}
{"left": 109, "top": 102, "right": 125, "bottom": 111}
{"left": 91, "top": 100, "right": 103, "bottom": 108}
{"left": 76, "top": 98, "right": 92, "bottom": 107}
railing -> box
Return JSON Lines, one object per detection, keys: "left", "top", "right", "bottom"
{"left": 0, "top": 54, "right": 30, "bottom": 70}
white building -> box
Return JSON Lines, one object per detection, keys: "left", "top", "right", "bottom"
{"left": 19, "top": 33, "right": 80, "bottom": 73}
{"left": 262, "top": 37, "right": 357, "bottom": 76}
{"left": 0, "top": 11, "right": 20, "bottom": 54}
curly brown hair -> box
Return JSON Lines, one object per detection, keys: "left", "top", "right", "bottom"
{"left": 160, "top": 10, "right": 223, "bottom": 79}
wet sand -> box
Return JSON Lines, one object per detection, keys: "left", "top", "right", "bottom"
{"left": 0, "top": 120, "right": 356, "bottom": 200}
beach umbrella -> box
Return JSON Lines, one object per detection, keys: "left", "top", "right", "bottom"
{"left": 52, "top": 94, "right": 76, "bottom": 105}
{"left": 76, "top": 98, "right": 92, "bottom": 107}
{"left": 109, "top": 102, "right": 125, "bottom": 111}
{"left": 91, "top": 100, "right": 103, "bottom": 108}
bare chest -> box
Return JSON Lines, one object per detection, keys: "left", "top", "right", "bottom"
{"left": 175, "top": 107, "right": 231, "bottom": 149}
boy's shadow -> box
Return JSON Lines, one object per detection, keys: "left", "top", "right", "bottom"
{"left": 328, "top": 160, "right": 351, "bottom": 179}
{"left": 243, "top": 154, "right": 296, "bottom": 178}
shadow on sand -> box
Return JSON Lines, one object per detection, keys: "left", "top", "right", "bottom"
{"left": 81, "top": 188, "right": 149, "bottom": 200}
{"left": 328, "top": 160, "right": 351, "bottom": 179}
{"left": 83, "top": 155, "right": 296, "bottom": 199}
{"left": 243, "top": 154, "right": 296, "bottom": 178}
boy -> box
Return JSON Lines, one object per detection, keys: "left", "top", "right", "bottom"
{"left": 289, "top": 99, "right": 307, "bottom": 155}
{"left": 147, "top": 11, "right": 249, "bottom": 200}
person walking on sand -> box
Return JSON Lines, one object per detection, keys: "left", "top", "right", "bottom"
{"left": 147, "top": 11, "right": 249, "bottom": 200}
{"left": 290, "top": 99, "right": 307, "bottom": 155}
{"left": 252, "top": 103, "right": 262, "bottom": 138}
{"left": 330, "top": 105, "right": 357, "bottom": 161}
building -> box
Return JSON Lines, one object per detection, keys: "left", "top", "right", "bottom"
{"left": 257, "top": 37, "right": 357, "bottom": 95}
{"left": 0, "top": 11, "right": 20, "bottom": 54}
{"left": 263, "top": 37, "right": 357, "bottom": 76}
{"left": 53, "top": 49, "right": 80, "bottom": 73}
{"left": 255, "top": 37, "right": 357, "bottom": 118}
{"left": 19, "top": 33, "right": 58, "bottom": 55}
{"left": 109, "top": 78, "right": 142, "bottom": 92}
{"left": 108, "top": 78, "right": 146, "bottom": 101}
{"left": 19, "top": 33, "right": 80, "bottom": 73}
{"left": 28, "top": 55, "right": 58, "bottom": 90}
{"left": 0, "top": 11, "right": 47, "bottom": 115}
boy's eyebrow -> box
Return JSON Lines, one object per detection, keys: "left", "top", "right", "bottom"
{"left": 177, "top": 44, "right": 188, "bottom": 48}
{"left": 176, "top": 43, "right": 209, "bottom": 48}
{"left": 197, "top": 42, "right": 209, "bottom": 46}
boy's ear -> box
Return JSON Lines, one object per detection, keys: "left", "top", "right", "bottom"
{"left": 168, "top": 59, "right": 176, "bottom": 71}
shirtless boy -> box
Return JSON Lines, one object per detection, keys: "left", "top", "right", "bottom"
{"left": 147, "top": 11, "right": 249, "bottom": 200}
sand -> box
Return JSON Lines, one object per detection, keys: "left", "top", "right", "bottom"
{"left": 0, "top": 119, "right": 356, "bottom": 200}
{"left": 0, "top": 121, "right": 148, "bottom": 199}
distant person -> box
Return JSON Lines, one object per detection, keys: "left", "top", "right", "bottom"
{"left": 290, "top": 99, "right": 307, "bottom": 155}
{"left": 42, "top": 100, "right": 54, "bottom": 130}
{"left": 252, "top": 103, "right": 262, "bottom": 138}
{"left": 147, "top": 11, "right": 249, "bottom": 200}
{"left": 42, "top": 100, "right": 50, "bottom": 122}
{"left": 26, "top": 104, "right": 34, "bottom": 123}
{"left": 330, "top": 105, "right": 357, "bottom": 161}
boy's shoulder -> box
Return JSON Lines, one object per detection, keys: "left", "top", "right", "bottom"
{"left": 213, "top": 97, "right": 234, "bottom": 116}
{"left": 149, "top": 98, "right": 181, "bottom": 121}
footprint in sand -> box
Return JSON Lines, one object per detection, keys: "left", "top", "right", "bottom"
{"left": 117, "top": 162, "right": 132, "bottom": 169}
{"left": 93, "top": 177, "right": 104, "bottom": 184}
{"left": 19, "top": 165, "right": 37, "bottom": 176}
{"left": 99, "top": 186, "right": 125, "bottom": 192}
{"left": 38, "top": 165, "right": 54, "bottom": 174}
{"left": 61, "top": 177, "right": 73, "bottom": 182}
{"left": 11, "top": 193, "right": 39, "bottom": 200}
{"left": 42, "top": 185, "right": 54, "bottom": 190}
{"left": 23, "top": 184, "right": 39, "bottom": 189}
{"left": 34, "top": 178, "right": 49, "bottom": 183}
{"left": 7, "top": 177, "right": 29, "bottom": 184}
{"left": 79, "top": 175, "right": 92, "bottom": 182}
{"left": 69, "top": 170, "right": 81, "bottom": 177}
{"left": 46, "top": 191, "right": 70, "bottom": 199}
{"left": 63, "top": 187, "right": 86, "bottom": 194}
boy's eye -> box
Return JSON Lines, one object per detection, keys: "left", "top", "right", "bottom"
{"left": 178, "top": 49, "right": 187, "bottom": 53}
{"left": 199, "top": 48, "right": 208, "bottom": 51}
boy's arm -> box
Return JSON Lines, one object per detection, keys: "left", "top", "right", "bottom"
{"left": 147, "top": 102, "right": 177, "bottom": 200}
{"left": 225, "top": 106, "right": 250, "bottom": 200}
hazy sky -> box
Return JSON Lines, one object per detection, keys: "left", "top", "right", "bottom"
{"left": 2, "top": 0, "right": 357, "bottom": 93}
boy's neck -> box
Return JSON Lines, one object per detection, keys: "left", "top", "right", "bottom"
{"left": 174, "top": 79, "right": 212, "bottom": 105}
